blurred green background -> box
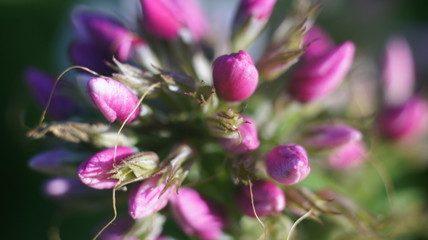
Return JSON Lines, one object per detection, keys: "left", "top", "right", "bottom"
{"left": 1, "top": 0, "right": 428, "bottom": 239}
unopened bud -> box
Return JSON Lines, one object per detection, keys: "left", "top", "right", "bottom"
{"left": 328, "top": 141, "right": 366, "bottom": 170}
{"left": 266, "top": 144, "right": 311, "bottom": 185}
{"left": 212, "top": 50, "right": 259, "bottom": 101}
{"left": 128, "top": 175, "right": 174, "bottom": 219}
{"left": 219, "top": 116, "right": 260, "bottom": 155}
{"left": 88, "top": 77, "right": 141, "bottom": 123}
{"left": 304, "top": 125, "right": 362, "bottom": 149}
{"left": 169, "top": 187, "right": 226, "bottom": 240}
{"left": 289, "top": 41, "right": 355, "bottom": 102}
{"left": 78, "top": 146, "right": 135, "bottom": 189}
{"left": 236, "top": 180, "right": 285, "bottom": 217}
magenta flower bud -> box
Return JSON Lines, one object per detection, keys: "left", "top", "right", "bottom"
{"left": 88, "top": 77, "right": 141, "bottom": 123}
{"left": 238, "top": 0, "right": 277, "bottom": 20}
{"left": 128, "top": 175, "right": 174, "bottom": 219}
{"left": 289, "top": 41, "right": 356, "bottom": 102}
{"left": 304, "top": 125, "right": 362, "bottom": 149}
{"left": 212, "top": 50, "right": 259, "bottom": 101}
{"left": 43, "top": 177, "right": 95, "bottom": 199}
{"left": 303, "top": 25, "right": 335, "bottom": 60}
{"left": 219, "top": 116, "right": 260, "bottom": 155}
{"left": 382, "top": 37, "right": 415, "bottom": 105}
{"left": 140, "top": 0, "right": 207, "bottom": 41}
{"left": 378, "top": 96, "right": 428, "bottom": 142}
{"left": 328, "top": 141, "right": 366, "bottom": 170}
{"left": 78, "top": 146, "right": 135, "bottom": 189}
{"left": 236, "top": 180, "right": 285, "bottom": 217}
{"left": 266, "top": 144, "right": 311, "bottom": 185}
{"left": 25, "top": 68, "right": 78, "bottom": 120}
{"left": 169, "top": 187, "right": 226, "bottom": 240}
{"left": 29, "top": 148, "right": 85, "bottom": 175}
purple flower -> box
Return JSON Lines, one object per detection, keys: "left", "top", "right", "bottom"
{"left": 98, "top": 217, "right": 137, "bottom": 240}
{"left": 78, "top": 146, "right": 135, "bottom": 189}
{"left": 289, "top": 41, "right": 356, "bottom": 102}
{"left": 328, "top": 141, "right": 367, "bottom": 170}
{"left": 128, "top": 175, "right": 174, "bottom": 219}
{"left": 237, "top": 0, "right": 277, "bottom": 20}
{"left": 29, "top": 148, "right": 84, "bottom": 175}
{"left": 212, "top": 50, "right": 259, "bottom": 101}
{"left": 169, "top": 187, "right": 226, "bottom": 240}
{"left": 140, "top": 0, "right": 207, "bottom": 41}
{"left": 382, "top": 37, "right": 415, "bottom": 105}
{"left": 219, "top": 116, "right": 260, "bottom": 155}
{"left": 304, "top": 125, "right": 362, "bottom": 149}
{"left": 71, "top": 10, "right": 142, "bottom": 75}
{"left": 378, "top": 96, "right": 428, "bottom": 142}
{"left": 25, "top": 68, "right": 78, "bottom": 120}
{"left": 236, "top": 180, "right": 285, "bottom": 217}
{"left": 303, "top": 25, "right": 335, "bottom": 60}
{"left": 266, "top": 144, "right": 311, "bottom": 185}
{"left": 88, "top": 77, "right": 141, "bottom": 123}
{"left": 43, "top": 177, "right": 96, "bottom": 199}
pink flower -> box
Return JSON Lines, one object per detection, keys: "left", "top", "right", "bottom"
{"left": 382, "top": 37, "right": 415, "bottom": 105}
{"left": 328, "top": 141, "right": 367, "bottom": 170}
{"left": 236, "top": 180, "right": 285, "bottom": 217}
{"left": 266, "top": 144, "right": 311, "bottom": 185}
{"left": 304, "top": 125, "right": 362, "bottom": 149}
{"left": 88, "top": 77, "right": 141, "bottom": 123}
{"left": 219, "top": 116, "right": 260, "bottom": 155}
{"left": 212, "top": 50, "right": 259, "bottom": 101}
{"left": 378, "top": 96, "right": 428, "bottom": 142}
{"left": 140, "top": 0, "right": 207, "bottom": 40}
{"left": 78, "top": 146, "right": 135, "bottom": 189}
{"left": 289, "top": 41, "right": 355, "bottom": 102}
{"left": 25, "top": 68, "right": 78, "bottom": 120}
{"left": 303, "top": 25, "right": 335, "bottom": 60}
{"left": 128, "top": 175, "right": 174, "bottom": 219}
{"left": 237, "top": 0, "right": 277, "bottom": 20}
{"left": 169, "top": 187, "right": 226, "bottom": 240}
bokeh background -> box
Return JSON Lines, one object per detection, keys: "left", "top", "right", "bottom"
{"left": 2, "top": 0, "right": 428, "bottom": 239}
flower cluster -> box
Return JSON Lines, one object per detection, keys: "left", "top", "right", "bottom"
{"left": 25, "top": 0, "right": 428, "bottom": 239}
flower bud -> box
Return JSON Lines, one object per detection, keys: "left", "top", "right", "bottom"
{"left": 289, "top": 41, "right": 356, "bottom": 102}
{"left": 128, "top": 175, "right": 174, "bottom": 219}
{"left": 212, "top": 50, "right": 259, "bottom": 101}
{"left": 25, "top": 68, "right": 78, "bottom": 120}
{"left": 236, "top": 180, "right": 285, "bottom": 217}
{"left": 266, "top": 144, "right": 311, "bottom": 185}
{"left": 304, "top": 125, "right": 362, "bottom": 149}
{"left": 43, "top": 177, "right": 96, "bottom": 199}
{"left": 78, "top": 146, "right": 135, "bottom": 189}
{"left": 140, "top": 0, "right": 207, "bottom": 41}
{"left": 29, "top": 148, "right": 85, "bottom": 175}
{"left": 88, "top": 77, "right": 141, "bottom": 123}
{"left": 169, "top": 187, "right": 226, "bottom": 240}
{"left": 303, "top": 25, "right": 335, "bottom": 60}
{"left": 218, "top": 116, "right": 260, "bottom": 155}
{"left": 378, "top": 96, "right": 428, "bottom": 142}
{"left": 382, "top": 37, "right": 415, "bottom": 105}
{"left": 328, "top": 141, "right": 366, "bottom": 170}
{"left": 232, "top": 0, "right": 277, "bottom": 50}
{"left": 69, "top": 40, "right": 114, "bottom": 75}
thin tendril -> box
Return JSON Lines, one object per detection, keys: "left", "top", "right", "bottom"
{"left": 286, "top": 209, "right": 313, "bottom": 240}
{"left": 112, "top": 82, "right": 161, "bottom": 165}
{"left": 36, "top": 65, "right": 110, "bottom": 128}
{"left": 92, "top": 187, "right": 118, "bottom": 240}
{"left": 248, "top": 178, "right": 267, "bottom": 240}
{"left": 368, "top": 153, "right": 395, "bottom": 212}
